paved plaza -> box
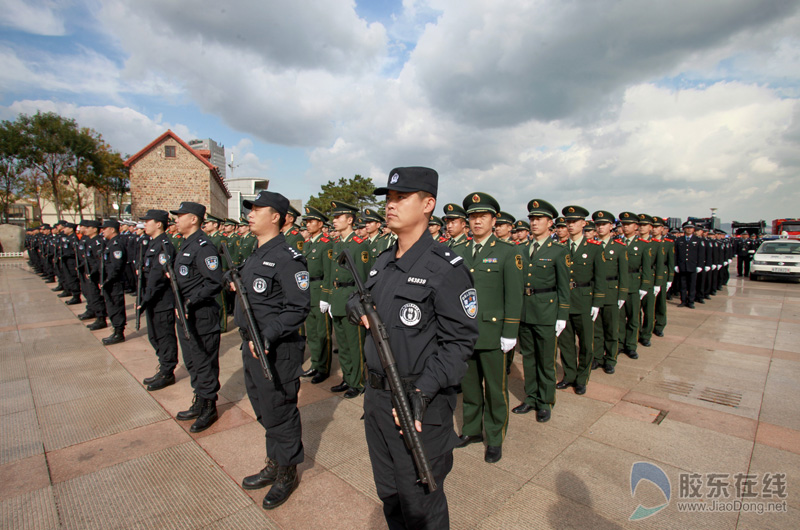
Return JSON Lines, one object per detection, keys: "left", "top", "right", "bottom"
{"left": 1, "top": 259, "right": 798, "bottom": 529}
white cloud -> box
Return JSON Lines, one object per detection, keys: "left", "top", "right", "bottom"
{"left": 0, "top": 0, "right": 65, "bottom": 36}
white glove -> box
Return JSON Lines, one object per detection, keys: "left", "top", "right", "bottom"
{"left": 696, "top": 267, "right": 702, "bottom": 273}
{"left": 666, "top": 281, "right": 672, "bottom": 291}
{"left": 705, "top": 266, "right": 711, "bottom": 272}
{"left": 327, "top": 305, "right": 333, "bottom": 318}
{"left": 674, "top": 266, "right": 679, "bottom": 273}
{"left": 654, "top": 286, "right": 661, "bottom": 296}
{"left": 590, "top": 307, "right": 600, "bottom": 321}
{"left": 319, "top": 301, "right": 330, "bottom": 314}
{"left": 500, "top": 337, "right": 516, "bottom": 353}
{"left": 555, "top": 320, "right": 567, "bottom": 337}
{"left": 639, "top": 289, "right": 647, "bottom": 300}
{"left": 617, "top": 299, "right": 625, "bottom": 309}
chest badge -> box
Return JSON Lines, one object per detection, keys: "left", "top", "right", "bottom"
{"left": 295, "top": 271, "right": 310, "bottom": 291}
{"left": 399, "top": 303, "right": 422, "bottom": 326}
{"left": 253, "top": 278, "right": 267, "bottom": 293}
{"left": 582, "top": 253, "right": 588, "bottom": 259}
{"left": 113, "top": 250, "right": 122, "bottom": 259}
{"left": 634, "top": 246, "right": 639, "bottom": 251}
{"left": 179, "top": 265, "right": 189, "bottom": 276}
{"left": 460, "top": 288, "right": 478, "bottom": 319}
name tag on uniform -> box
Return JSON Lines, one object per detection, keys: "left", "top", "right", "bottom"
{"left": 407, "top": 276, "right": 427, "bottom": 285}
{"left": 263, "top": 261, "right": 276, "bottom": 267}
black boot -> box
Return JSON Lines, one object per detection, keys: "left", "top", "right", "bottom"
{"left": 57, "top": 291, "right": 71, "bottom": 298}
{"left": 65, "top": 296, "right": 81, "bottom": 305}
{"left": 262, "top": 465, "right": 298, "bottom": 510}
{"left": 102, "top": 328, "right": 125, "bottom": 345}
{"left": 143, "top": 367, "right": 163, "bottom": 385}
{"left": 51, "top": 285, "right": 64, "bottom": 292}
{"left": 177, "top": 395, "right": 203, "bottom": 421}
{"left": 242, "top": 459, "right": 279, "bottom": 490}
{"left": 190, "top": 399, "right": 218, "bottom": 433}
{"left": 146, "top": 372, "right": 175, "bottom": 391}
{"left": 87, "top": 318, "right": 107, "bottom": 330}
{"left": 77, "top": 311, "right": 94, "bottom": 321}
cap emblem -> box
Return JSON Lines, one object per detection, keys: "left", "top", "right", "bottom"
{"left": 533, "top": 201, "right": 539, "bottom": 208}
{"left": 598, "top": 212, "right": 604, "bottom": 217}
{"left": 305, "top": 207, "right": 310, "bottom": 213}
{"left": 568, "top": 207, "right": 575, "bottom": 213}
{"left": 390, "top": 173, "right": 399, "bottom": 184}
{"left": 447, "top": 204, "right": 453, "bottom": 211}
{"left": 472, "top": 194, "right": 480, "bottom": 203}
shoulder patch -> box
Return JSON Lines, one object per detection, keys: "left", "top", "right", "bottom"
{"left": 290, "top": 229, "right": 299, "bottom": 235}
{"left": 287, "top": 247, "right": 303, "bottom": 260}
{"left": 296, "top": 241, "right": 304, "bottom": 251}
{"left": 431, "top": 245, "right": 463, "bottom": 266}
{"left": 515, "top": 255, "right": 523, "bottom": 270}
{"left": 665, "top": 237, "right": 674, "bottom": 242}
{"left": 205, "top": 256, "right": 219, "bottom": 270}
{"left": 613, "top": 239, "right": 626, "bottom": 245}
{"left": 638, "top": 237, "right": 648, "bottom": 242}
{"left": 199, "top": 240, "right": 208, "bottom": 246}
{"left": 353, "top": 236, "right": 364, "bottom": 244}
{"left": 588, "top": 239, "right": 601, "bottom": 245}
{"left": 320, "top": 237, "right": 330, "bottom": 243}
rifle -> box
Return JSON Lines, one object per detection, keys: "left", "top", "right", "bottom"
{"left": 337, "top": 249, "right": 437, "bottom": 491}
{"left": 220, "top": 241, "right": 273, "bottom": 381}
{"left": 161, "top": 240, "right": 192, "bottom": 341}
{"left": 99, "top": 242, "right": 105, "bottom": 289}
{"left": 81, "top": 241, "right": 91, "bottom": 279}
{"left": 135, "top": 240, "right": 144, "bottom": 330}
{"left": 71, "top": 240, "right": 81, "bottom": 279}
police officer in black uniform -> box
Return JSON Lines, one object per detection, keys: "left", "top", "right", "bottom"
{"left": 674, "top": 220, "right": 701, "bottom": 308}
{"left": 232, "top": 191, "right": 311, "bottom": 510}
{"left": 60, "top": 222, "right": 83, "bottom": 305}
{"left": 138, "top": 210, "right": 178, "bottom": 392}
{"left": 100, "top": 220, "right": 127, "bottom": 344}
{"left": 168, "top": 202, "right": 224, "bottom": 433}
{"left": 349, "top": 167, "right": 479, "bottom": 529}
{"left": 84, "top": 221, "right": 109, "bottom": 330}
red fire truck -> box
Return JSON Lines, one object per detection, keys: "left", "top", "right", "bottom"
{"left": 772, "top": 219, "right": 800, "bottom": 237}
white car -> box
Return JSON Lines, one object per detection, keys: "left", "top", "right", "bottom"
{"left": 750, "top": 237, "right": 800, "bottom": 282}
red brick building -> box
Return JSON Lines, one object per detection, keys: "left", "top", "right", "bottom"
{"left": 125, "top": 130, "right": 230, "bottom": 220}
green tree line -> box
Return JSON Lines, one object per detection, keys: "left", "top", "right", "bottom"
{"left": 0, "top": 111, "right": 128, "bottom": 224}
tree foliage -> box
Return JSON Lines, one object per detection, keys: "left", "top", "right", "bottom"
{"left": 0, "top": 120, "right": 28, "bottom": 223}
{"left": 305, "top": 174, "right": 384, "bottom": 216}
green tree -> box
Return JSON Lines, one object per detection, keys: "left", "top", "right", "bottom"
{"left": 0, "top": 120, "right": 28, "bottom": 223}
{"left": 305, "top": 174, "right": 384, "bottom": 216}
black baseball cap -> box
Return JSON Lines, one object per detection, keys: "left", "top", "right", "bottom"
{"left": 170, "top": 202, "right": 206, "bottom": 220}
{"left": 374, "top": 166, "right": 438, "bottom": 198}
{"left": 243, "top": 191, "right": 289, "bottom": 217}
{"left": 102, "top": 219, "right": 120, "bottom": 231}
{"left": 140, "top": 209, "right": 170, "bottom": 226}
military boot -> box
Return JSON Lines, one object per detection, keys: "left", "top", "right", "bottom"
{"left": 146, "top": 372, "right": 175, "bottom": 391}
{"left": 77, "top": 311, "right": 94, "bottom": 321}
{"left": 262, "top": 465, "right": 299, "bottom": 510}
{"left": 242, "top": 459, "right": 278, "bottom": 490}
{"left": 57, "top": 291, "right": 71, "bottom": 298}
{"left": 51, "top": 284, "right": 64, "bottom": 292}
{"left": 65, "top": 296, "right": 81, "bottom": 305}
{"left": 190, "top": 399, "right": 218, "bottom": 433}
{"left": 143, "top": 366, "right": 163, "bottom": 385}
{"left": 102, "top": 328, "right": 125, "bottom": 345}
{"left": 87, "top": 317, "right": 107, "bottom": 330}
{"left": 176, "top": 395, "right": 202, "bottom": 420}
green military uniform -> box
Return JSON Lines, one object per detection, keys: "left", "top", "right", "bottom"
{"left": 514, "top": 199, "right": 570, "bottom": 421}
{"left": 637, "top": 214, "right": 658, "bottom": 345}
{"left": 591, "top": 210, "right": 629, "bottom": 371}
{"left": 363, "top": 208, "right": 389, "bottom": 260}
{"left": 459, "top": 193, "right": 523, "bottom": 453}
{"left": 237, "top": 216, "right": 257, "bottom": 265}
{"left": 442, "top": 203, "right": 470, "bottom": 255}
{"left": 495, "top": 211, "right": 515, "bottom": 243}
{"left": 557, "top": 205, "right": 608, "bottom": 390}
{"left": 618, "top": 212, "right": 654, "bottom": 357}
{"left": 303, "top": 206, "right": 334, "bottom": 378}
{"left": 322, "top": 201, "right": 371, "bottom": 394}
{"left": 168, "top": 230, "right": 183, "bottom": 252}
{"left": 653, "top": 217, "right": 675, "bottom": 336}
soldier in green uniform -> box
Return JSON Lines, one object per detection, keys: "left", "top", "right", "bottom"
{"left": 583, "top": 220, "right": 597, "bottom": 241}
{"left": 237, "top": 216, "right": 257, "bottom": 264}
{"left": 428, "top": 216, "right": 447, "bottom": 242}
{"left": 513, "top": 220, "right": 530, "bottom": 244}
{"left": 494, "top": 211, "right": 515, "bottom": 243}
{"left": 652, "top": 217, "right": 674, "bottom": 337}
{"left": 456, "top": 193, "right": 523, "bottom": 464}
{"left": 554, "top": 216, "right": 569, "bottom": 243}
{"left": 618, "top": 212, "right": 654, "bottom": 359}
{"left": 591, "top": 210, "right": 629, "bottom": 374}
{"left": 512, "top": 199, "right": 570, "bottom": 422}
{"left": 556, "top": 205, "right": 607, "bottom": 395}
{"left": 167, "top": 220, "right": 183, "bottom": 251}
{"left": 282, "top": 205, "right": 304, "bottom": 252}
{"left": 321, "top": 201, "right": 371, "bottom": 398}
{"left": 301, "top": 206, "right": 334, "bottom": 384}
{"left": 363, "top": 208, "right": 389, "bottom": 259}
{"left": 201, "top": 215, "right": 230, "bottom": 332}
{"left": 636, "top": 214, "right": 658, "bottom": 348}
{"left": 442, "top": 203, "right": 470, "bottom": 253}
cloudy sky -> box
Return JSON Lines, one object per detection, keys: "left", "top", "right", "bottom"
{"left": 2, "top": 0, "right": 799, "bottom": 223}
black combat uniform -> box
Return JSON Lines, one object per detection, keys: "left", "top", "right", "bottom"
{"left": 140, "top": 227, "right": 178, "bottom": 390}
{"left": 101, "top": 223, "right": 127, "bottom": 343}
{"left": 355, "top": 167, "right": 479, "bottom": 530}
{"left": 235, "top": 194, "right": 311, "bottom": 508}
{"left": 675, "top": 227, "right": 701, "bottom": 308}
{"left": 168, "top": 203, "right": 224, "bottom": 433}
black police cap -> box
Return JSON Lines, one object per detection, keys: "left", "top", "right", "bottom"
{"left": 374, "top": 166, "right": 438, "bottom": 198}
{"left": 140, "top": 209, "right": 170, "bottom": 226}
{"left": 170, "top": 202, "right": 206, "bottom": 220}
{"left": 102, "top": 219, "right": 120, "bottom": 231}
{"left": 243, "top": 191, "right": 289, "bottom": 217}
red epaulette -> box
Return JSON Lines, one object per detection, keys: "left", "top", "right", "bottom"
{"left": 613, "top": 239, "right": 626, "bottom": 245}
{"left": 587, "top": 239, "right": 602, "bottom": 245}
{"left": 559, "top": 239, "right": 568, "bottom": 244}
{"left": 320, "top": 237, "right": 330, "bottom": 243}
{"left": 438, "top": 235, "right": 449, "bottom": 243}
{"left": 467, "top": 236, "right": 473, "bottom": 240}
{"left": 290, "top": 229, "right": 299, "bottom": 235}
{"left": 353, "top": 236, "right": 364, "bottom": 243}
{"left": 637, "top": 237, "right": 649, "bottom": 242}
{"left": 665, "top": 237, "right": 674, "bottom": 242}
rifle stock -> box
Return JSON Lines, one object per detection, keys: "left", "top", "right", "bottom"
{"left": 337, "top": 249, "right": 438, "bottom": 491}
{"left": 220, "top": 242, "right": 273, "bottom": 381}
{"left": 160, "top": 240, "right": 192, "bottom": 341}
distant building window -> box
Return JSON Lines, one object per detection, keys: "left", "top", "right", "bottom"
{"left": 165, "top": 145, "right": 176, "bottom": 158}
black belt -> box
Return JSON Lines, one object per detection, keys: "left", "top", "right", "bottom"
{"left": 333, "top": 280, "right": 355, "bottom": 288}
{"left": 629, "top": 268, "right": 642, "bottom": 274}
{"left": 367, "top": 370, "right": 418, "bottom": 392}
{"left": 310, "top": 275, "right": 323, "bottom": 282}
{"left": 569, "top": 281, "right": 591, "bottom": 289}
{"left": 606, "top": 275, "right": 619, "bottom": 281}
{"left": 524, "top": 286, "right": 556, "bottom": 296}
